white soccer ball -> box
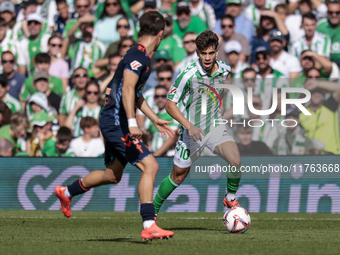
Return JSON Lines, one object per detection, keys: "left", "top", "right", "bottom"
{"left": 223, "top": 207, "right": 251, "bottom": 233}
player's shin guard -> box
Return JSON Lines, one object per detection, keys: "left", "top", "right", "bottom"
{"left": 226, "top": 166, "right": 242, "bottom": 194}
{"left": 67, "top": 178, "right": 89, "bottom": 197}
{"left": 153, "top": 173, "right": 179, "bottom": 214}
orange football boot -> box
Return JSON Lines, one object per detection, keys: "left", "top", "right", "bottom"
{"left": 141, "top": 223, "right": 174, "bottom": 241}
{"left": 55, "top": 186, "right": 72, "bottom": 218}
{"left": 223, "top": 198, "right": 241, "bottom": 208}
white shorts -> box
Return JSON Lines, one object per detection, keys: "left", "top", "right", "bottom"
{"left": 173, "top": 124, "right": 235, "bottom": 168}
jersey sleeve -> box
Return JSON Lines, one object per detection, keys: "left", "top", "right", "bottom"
{"left": 59, "top": 93, "right": 67, "bottom": 114}
{"left": 123, "top": 50, "right": 147, "bottom": 77}
{"left": 167, "top": 69, "right": 192, "bottom": 103}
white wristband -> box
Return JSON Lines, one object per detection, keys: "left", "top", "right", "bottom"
{"left": 128, "top": 118, "right": 138, "bottom": 128}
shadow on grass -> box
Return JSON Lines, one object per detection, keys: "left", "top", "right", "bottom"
{"left": 87, "top": 238, "right": 149, "bottom": 244}
{"left": 170, "top": 227, "right": 224, "bottom": 232}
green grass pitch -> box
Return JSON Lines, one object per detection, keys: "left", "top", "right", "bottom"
{"left": 1, "top": 211, "right": 340, "bottom": 255}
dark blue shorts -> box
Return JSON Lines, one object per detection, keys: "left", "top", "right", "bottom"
{"left": 101, "top": 124, "right": 151, "bottom": 167}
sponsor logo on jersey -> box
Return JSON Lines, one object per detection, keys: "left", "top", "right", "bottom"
{"left": 170, "top": 87, "right": 177, "bottom": 95}
{"left": 130, "top": 60, "right": 142, "bottom": 70}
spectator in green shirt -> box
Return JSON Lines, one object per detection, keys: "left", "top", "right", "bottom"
{"left": 0, "top": 111, "right": 30, "bottom": 153}
{"left": 173, "top": 1, "right": 208, "bottom": 40}
{"left": 41, "top": 126, "right": 74, "bottom": 157}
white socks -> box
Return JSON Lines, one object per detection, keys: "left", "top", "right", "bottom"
{"left": 143, "top": 220, "right": 155, "bottom": 229}
{"left": 226, "top": 193, "right": 235, "bottom": 202}
{"left": 64, "top": 188, "right": 72, "bottom": 198}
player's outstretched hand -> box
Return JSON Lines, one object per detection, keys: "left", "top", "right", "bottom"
{"left": 154, "top": 118, "right": 175, "bottom": 139}
{"left": 189, "top": 125, "right": 205, "bottom": 141}
{"left": 129, "top": 126, "right": 143, "bottom": 140}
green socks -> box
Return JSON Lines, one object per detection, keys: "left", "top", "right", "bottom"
{"left": 153, "top": 173, "right": 179, "bottom": 214}
{"left": 226, "top": 167, "right": 242, "bottom": 194}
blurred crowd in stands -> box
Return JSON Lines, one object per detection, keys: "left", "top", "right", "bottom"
{"left": 0, "top": 0, "right": 339, "bottom": 157}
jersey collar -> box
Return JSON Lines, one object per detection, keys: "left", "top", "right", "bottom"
{"left": 196, "top": 59, "right": 223, "bottom": 77}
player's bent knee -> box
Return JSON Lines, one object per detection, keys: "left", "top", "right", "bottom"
{"left": 229, "top": 157, "right": 241, "bottom": 169}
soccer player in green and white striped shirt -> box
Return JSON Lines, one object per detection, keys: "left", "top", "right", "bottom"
{"left": 69, "top": 22, "right": 106, "bottom": 77}
{"left": 147, "top": 85, "right": 179, "bottom": 157}
{"left": 59, "top": 68, "right": 90, "bottom": 126}
{"left": 290, "top": 13, "right": 331, "bottom": 59}
{"left": 153, "top": 30, "right": 243, "bottom": 218}
{"left": 0, "top": 74, "right": 22, "bottom": 113}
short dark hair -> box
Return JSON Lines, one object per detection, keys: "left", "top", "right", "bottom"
{"left": 73, "top": 67, "right": 88, "bottom": 76}
{"left": 139, "top": 11, "right": 165, "bottom": 37}
{"left": 57, "top": 127, "right": 73, "bottom": 142}
{"left": 108, "top": 53, "right": 121, "bottom": 62}
{"left": 157, "top": 64, "right": 173, "bottom": 75}
{"left": 48, "top": 35, "right": 61, "bottom": 44}
{"left": 242, "top": 67, "right": 256, "bottom": 78}
{"left": 1, "top": 51, "right": 15, "bottom": 61}
{"left": 196, "top": 30, "right": 219, "bottom": 52}
{"left": 56, "top": 0, "right": 67, "bottom": 6}
{"left": 221, "top": 14, "right": 235, "bottom": 25}
{"left": 155, "top": 85, "right": 168, "bottom": 91}
{"left": 118, "top": 37, "right": 134, "bottom": 49}
{"left": 0, "top": 17, "right": 7, "bottom": 27}
{"left": 302, "top": 12, "right": 317, "bottom": 23}
{"left": 0, "top": 101, "right": 11, "bottom": 127}
{"left": 80, "top": 116, "right": 98, "bottom": 130}
{"left": 35, "top": 53, "right": 51, "bottom": 64}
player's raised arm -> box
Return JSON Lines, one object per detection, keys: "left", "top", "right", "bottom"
{"left": 122, "top": 69, "right": 143, "bottom": 139}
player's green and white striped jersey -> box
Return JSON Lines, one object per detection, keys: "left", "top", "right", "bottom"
{"left": 70, "top": 38, "right": 107, "bottom": 76}
{"left": 290, "top": 31, "right": 331, "bottom": 58}
{"left": 59, "top": 89, "right": 81, "bottom": 115}
{"left": 0, "top": 36, "right": 25, "bottom": 73}
{"left": 175, "top": 52, "right": 198, "bottom": 74}
{"left": 243, "top": 1, "right": 278, "bottom": 28}
{"left": 232, "top": 61, "right": 249, "bottom": 79}
{"left": 71, "top": 105, "right": 102, "bottom": 137}
{"left": 147, "top": 108, "right": 179, "bottom": 152}
{"left": 4, "top": 93, "right": 22, "bottom": 113}
{"left": 20, "top": 33, "right": 50, "bottom": 76}
{"left": 255, "top": 69, "right": 288, "bottom": 111}
{"left": 168, "top": 59, "right": 231, "bottom": 134}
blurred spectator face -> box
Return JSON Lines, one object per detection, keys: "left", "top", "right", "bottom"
{"left": 221, "top": 17, "right": 234, "bottom": 38}
{"left": 157, "top": 70, "right": 173, "bottom": 89}
{"left": 261, "top": 16, "right": 275, "bottom": 30}
{"left": 163, "top": 20, "right": 173, "bottom": 37}
{"left": 80, "top": 22, "right": 94, "bottom": 42}
{"left": 1, "top": 11, "right": 14, "bottom": 24}
{"left": 177, "top": 10, "right": 191, "bottom": 30}
{"left": 300, "top": 55, "right": 314, "bottom": 70}
{"left": 0, "top": 138, "right": 12, "bottom": 156}
{"left": 105, "top": 0, "right": 121, "bottom": 17}
{"left": 57, "top": 2, "right": 69, "bottom": 19}
{"left": 0, "top": 81, "right": 8, "bottom": 98}
{"left": 56, "top": 139, "right": 70, "bottom": 153}
{"left": 298, "top": 0, "right": 311, "bottom": 14}
{"left": 119, "top": 38, "right": 134, "bottom": 56}
{"left": 183, "top": 33, "right": 197, "bottom": 54}
{"left": 85, "top": 84, "right": 100, "bottom": 104}
{"left": 227, "top": 52, "right": 239, "bottom": 66}
{"left": 0, "top": 24, "right": 6, "bottom": 40}
{"left": 285, "top": 116, "right": 299, "bottom": 131}
{"left": 242, "top": 71, "right": 256, "bottom": 90}
{"left": 37, "top": 122, "right": 52, "bottom": 135}
{"left": 254, "top": 0, "right": 266, "bottom": 9}
{"left": 306, "top": 69, "right": 321, "bottom": 79}
{"left": 237, "top": 127, "right": 253, "bottom": 147}
{"left": 108, "top": 55, "right": 121, "bottom": 74}
{"left": 256, "top": 53, "right": 270, "bottom": 72}
{"left": 36, "top": 61, "right": 50, "bottom": 73}
{"left": 310, "top": 89, "right": 323, "bottom": 106}
{"left": 154, "top": 87, "right": 168, "bottom": 110}
{"left": 302, "top": 17, "right": 317, "bottom": 38}
{"left": 226, "top": 4, "right": 241, "bottom": 18}
{"left": 12, "top": 124, "right": 26, "bottom": 139}
{"left": 36, "top": 0, "right": 45, "bottom": 4}
{"left": 275, "top": 5, "right": 287, "bottom": 22}
{"left": 327, "top": 3, "right": 340, "bottom": 26}
{"left": 30, "top": 102, "right": 43, "bottom": 113}
{"left": 48, "top": 37, "right": 63, "bottom": 56}
{"left": 269, "top": 39, "right": 283, "bottom": 55}
{"left": 1, "top": 52, "right": 15, "bottom": 74}
{"left": 28, "top": 19, "right": 42, "bottom": 37}
{"left": 85, "top": 124, "right": 100, "bottom": 137}
{"left": 249, "top": 95, "right": 262, "bottom": 118}
{"left": 75, "top": 0, "right": 90, "bottom": 16}
{"left": 116, "top": 18, "right": 129, "bottom": 37}
{"left": 72, "top": 69, "right": 89, "bottom": 89}
{"left": 34, "top": 79, "right": 49, "bottom": 93}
